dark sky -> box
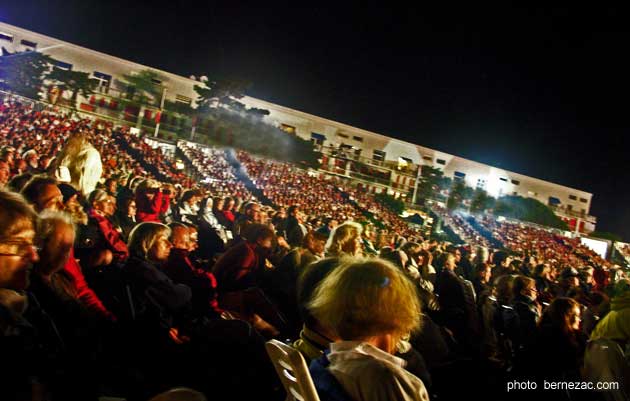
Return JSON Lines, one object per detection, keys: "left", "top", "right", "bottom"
{"left": 3, "top": 2, "right": 630, "bottom": 239}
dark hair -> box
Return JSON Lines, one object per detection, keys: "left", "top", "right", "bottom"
{"left": 512, "top": 275, "right": 535, "bottom": 298}
{"left": 242, "top": 223, "right": 275, "bottom": 243}
{"left": 297, "top": 257, "right": 341, "bottom": 328}
{"left": 21, "top": 175, "right": 58, "bottom": 206}
{"left": 539, "top": 297, "right": 581, "bottom": 345}
{"left": 8, "top": 173, "right": 33, "bottom": 192}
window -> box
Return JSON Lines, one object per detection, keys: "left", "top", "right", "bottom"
{"left": 476, "top": 178, "right": 486, "bottom": 189}
{"left": 499, "top": 177, "right": 508, "bottom": 182}
{"left": 511, "top": 179, "right": 520, "bottom": 185}
{"left": 579, "top": 198, "right": 588, "bottom": 203}
{"left": 337, "top": 132, "right": 349, "bottom": 139}
{"left": 513, "top": 192, "right": 518, "bottom": 196}
{"left": 353, "top": 136, "right": 363, "bottom": 142}
{"left": 311, "top": 132, "right": 326, "bottom": 146}
{"left": 280, "top": 124, "right": 296, "bottom": 135}
{"left": 175, "top": 94, "right": 192, "bottom": 105}
{"left": 150, "top": 78, "right": 162, "bottom": 85}
{"left": 422, "top": 155, "right": 433, "bottom": 161}
{"left": 0, "top": 32, "right": 13, "bottom": 42}
{"left": 373, "top": 150, "right": 386, "bottom": 162}
{"left": 436, "top": 158, "right": 446, "bottom": 165}
{"left": 548, "top": 196, "right": 561, "bottom": 206}
{"left": 20, "top": 39, "right": 37, "bottom": 48}
{"left": 93, "top": 71, "right": 112, "bottom": 93}
{"left": 454, "top": 171, "right": 466, "bottom": 179}
{"left": 569, "top": 195, "right": 577, "bottom": 201}
{"left": 55, "top": 60, "right": 73, "bottom": 70}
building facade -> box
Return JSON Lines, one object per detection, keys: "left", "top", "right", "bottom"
{"left": 0, "top": 21, "right": 596, "bottom": 233}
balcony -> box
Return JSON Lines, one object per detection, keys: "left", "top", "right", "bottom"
{"left": 549, "top": 205, "right": 597, "bottom": 224}
{"left": 319, "top": 145, "right": 419, "bottom": 177}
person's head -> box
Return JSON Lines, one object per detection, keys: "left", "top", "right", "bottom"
{"left": 474, "top": 246, "right": 489, "bottom": 264}
{"left": 244, "top": 202, "right": 261, "bottom": 223}
{"left": 418, "top": 249, "right": 433, "bottom": 267}
{"left": 0, "top": 160, "right": 9, "bottom": 187}
{"left": 297, "top": 257, "right": 342, "bottom": 333}
{"left": 104, "top": 177, "right": 118, "bottom": 195}
{"left": 22, "top": 149, "right": 38, "bottom": 169}
{"left": 303, "top": 230, "right": 328, "bottom": 257}
{"left": 380, "top": 248, "right": 409, "bottom": 269}
{"left": 401, "top": 242, "right": 422, "bottom": 265}
{"left": 475, "top": 263, "right": 492, "bottom": 284}
{"left": 8, "top": 173, "right": 33, "bottom": 193}
{"left": 541, "top": 297, "right": 582, "bottom": 335}
{"left": 168, "top": 222, "right": 190, "bottom": 250}
{"left": 288, "top": 205, "right": 300, "bottom": 218}
{"left": 534, "top": 263, "right": 551, "bottom": 279}
{"left": 21, "top": 176, "right": 64, "bottom": 212}
{"left": 213, "top": 196, "right": 224, "bottom": 211}
{"left": 187, "top": 225, "right": 198, "bottom": 252}
{"left": 36, "top": 211, "right": 75, "bottom": 277}
{"left": 440, "top": 252, "right": 456, "bottom": 271}
{"left": 0, "top": 190, "right": 39, "bottom": 290}
{"left": 325, "top": 221, "right": 363, "bottom": 256}
{"left": 128, "top": 222, "right": 172, "bottom": 262}
{"left": 560, "top": 267, "right": 580, "bottom": 289}
{"left": 513, "top": 275, "right": 537, "bottom": 302}
{"left": 223, "top": 196, "right": 234, "bottom": 211}
{"left": 180, "top": 189, "right": 201, "bottom": 207}
{"left": 89, "top": 189, "right": 116, "bottom": 217}
{"left": 308, "top": 258, "right": 421, "bottom": 353}
{"left": 136, "top": 179, "right": 160, "bottom": 201}
{"left": 581, "top": 266, "right": 595, "bottom": 285}
{"left": 243, "top": 223, "right": 275, "bottom": 250}
{"left": 121, "top": 197, "right": 137, "bottom": 218}
{"left": 55, "top": 134, "right": 102, "bottom": 196}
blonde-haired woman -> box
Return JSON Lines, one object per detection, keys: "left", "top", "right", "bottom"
{"left": 55, "top": 134, "right": 103, "bottom": 197}
{"left": 308, "top": 257, "right": 429, "bottom": 401}
{"left": 124, "top": 222, "right": 191, "bottom": 331}
{"left": 325, "top": 221, "right": 363, "bottom": 257}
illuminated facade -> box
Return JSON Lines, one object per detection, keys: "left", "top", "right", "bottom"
{"left": 0, "top": 21, "right": 596, "bottom": 233}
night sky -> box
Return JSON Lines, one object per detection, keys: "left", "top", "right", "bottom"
{"left": 3, "top": 2, "right": 630, "bottom": 239}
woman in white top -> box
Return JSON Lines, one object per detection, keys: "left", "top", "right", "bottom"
{"left": 308, "top": 257, "right": 429, "bottom": 401}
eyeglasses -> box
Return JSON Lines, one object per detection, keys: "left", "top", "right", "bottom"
{"left": 0, "top": 240, "right": 41, "bottom": 257}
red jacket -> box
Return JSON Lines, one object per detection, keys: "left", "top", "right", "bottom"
{"left": 212, "top": 241, "right": 262, "bottom": 293}
{"left": 136, "top": 191, "right": 170, "bottom": 222}
{"left": 89, "top": 209, "right": 129, "bottom": 262}
{"left": 64, "top": 248, "right": 115, "bottom": 321}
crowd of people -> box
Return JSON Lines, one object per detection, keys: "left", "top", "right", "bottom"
{"left": 1, "top": 98, "right": 629, "bottom": 401}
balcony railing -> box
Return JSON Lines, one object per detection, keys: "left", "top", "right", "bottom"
{"left": 319, "top": 145, "right": 419, "bottom": 177}
{"left": 549, "top": 205, "right": 597, "bottom": 223}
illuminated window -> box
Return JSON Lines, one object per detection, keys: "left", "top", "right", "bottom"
{"left": 280, "top": 124, "right": 296, "bottom": 135}
{"left": 373, "top": 150, "right": 386, "bottom": 162}
{"left": 0, "top": 32, "right": 13, "bottom": 42}
{"left": 422, "top": 155, "right": 432, "bottom": 161}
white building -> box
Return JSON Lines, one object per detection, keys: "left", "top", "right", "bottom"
{"left": 0, "top": 21, "right": 596, "bottom": 233}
